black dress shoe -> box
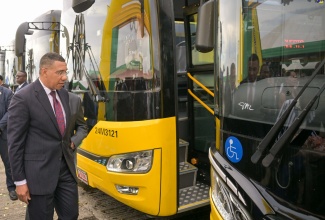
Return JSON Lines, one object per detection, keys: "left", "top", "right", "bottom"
{"left": 9, "top": 191, "right": 18, "bottom": 201}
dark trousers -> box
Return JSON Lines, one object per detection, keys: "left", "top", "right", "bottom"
{"left": 0, "top": 137, "right": 15, "bottom": 192}
{"left": 26, "top": 158, "right": 78, "bottom": 220}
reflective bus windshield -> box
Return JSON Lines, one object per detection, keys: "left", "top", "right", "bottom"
{"left": 219, "top": 0, "right": 325, "bottom": 217}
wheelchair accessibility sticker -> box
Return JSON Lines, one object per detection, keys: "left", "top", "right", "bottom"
{"left": 225, "top": 136, "right": 243, "bottom": 163}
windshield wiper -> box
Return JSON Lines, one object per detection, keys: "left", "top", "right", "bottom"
{"left": 262, "top": 81, "right": 325, "bottom": 167}
{"left": 251, "top": 58, "right": 325, "bottom": 164}
{"left": 73, "top": 44, "right": 109, "bottom": 102}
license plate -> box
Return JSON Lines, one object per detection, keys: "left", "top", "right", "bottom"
{"left": 77, "top": 167, "right": 89, "bottom": 185}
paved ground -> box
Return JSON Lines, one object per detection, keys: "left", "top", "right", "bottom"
{"left": 0, "top": 160, "right": 210, "bottom": 220}
{"left": 0, "top": 160, "right": 148, "bottom": 220}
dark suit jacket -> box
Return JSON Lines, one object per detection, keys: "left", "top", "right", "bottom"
{"left": 15, "top": 82, "right": 28, "bottom": 93}
{"left": 68, "top": 92, "right": 87, "bottom": 148}
{"left": 0, "top": 86, "right": 13, "bottom": 140}
{"left": 7, "top": 79, "right": 77, "bottom": 195}
{"left": 1, "top": 83, "right": 10, "bottom": 88}
{"left": 240, "top": 76, "right": 262, "bottom": 84}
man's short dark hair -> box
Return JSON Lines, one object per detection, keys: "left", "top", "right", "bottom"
{"left": 40, "top": 52, "right": 65, "bottom": 69}
{"left": 248, "top": 53, "right": 259, "bottom": 63}
{"left": 0, "top": 75, "right": 3, "bottom": 81}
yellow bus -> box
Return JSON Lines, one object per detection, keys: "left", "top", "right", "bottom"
{"left": 196, "top": 0, "right": 325, "bottom": 219}
{"left": 70, "top": 0, "right": 215, "bottom": 217}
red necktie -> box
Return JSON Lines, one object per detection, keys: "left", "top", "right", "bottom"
{"left": 50, "top": 91, "right": 65, "bottom": 136}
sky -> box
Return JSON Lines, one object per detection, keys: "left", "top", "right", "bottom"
{"left": 0, "top": 0, "right": 62, "bottom": 47}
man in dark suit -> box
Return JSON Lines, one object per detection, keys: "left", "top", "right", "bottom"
{"left": 239, "top": 53, "right": 262, "bottom": 105}
{"left": 241, "top": 53, "right": 261, "bottom": 84}
{"left": 25, "top": 91, "right": 88, "bottom": 220}
{"left": 15, "top": 70, "right": 29, "bottom": 93}
{"left": 224, "top": 63, "right": 237, "bottom": 115}
{"left": 8, "top": 52, "right": 79, "bottom": 220}
{"left": 0, "top": 86, "right": 17, "bottom": 201}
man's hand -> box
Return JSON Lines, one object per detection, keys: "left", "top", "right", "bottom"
{"left": 70, "top": 142, "right": 75, "bottom": 150}
{"left": 16, "top": 184, "right": 31, "bottom": 204}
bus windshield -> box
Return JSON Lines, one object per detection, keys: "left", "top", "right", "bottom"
{"left": 219, "top": 0, "right": 325, "bottom": 217}
{"left": 110, "top": 18, "right": 152, "bottom": 84}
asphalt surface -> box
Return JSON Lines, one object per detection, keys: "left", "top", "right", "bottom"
{"left": 0, "top": 160, "right": 210, "bottom": 220}
{"left": 0, "top": 160, "right": 148, "bottom": 220}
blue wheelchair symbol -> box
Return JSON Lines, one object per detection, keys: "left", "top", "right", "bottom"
{"left": 225, "top": 136, "right": 243, "bottom": 163}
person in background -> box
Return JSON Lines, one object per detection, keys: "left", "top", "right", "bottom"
{"left": 229, "top": 63, "right": 237, "bottom": 93}
{"left": 224, "top": 63, "right": 237, "bottom": 115}
{"left": 8, "top": 52, "right": 79, "bottom": 220}
{"left": 241, "top": 53, "right": 261, "bottom": 84}
{"left": 0, "top": 85, "right": 17, "bottom": 201}
{"left": 15, "top": 71, "right": 28, "bottom": 93}
{"left": 240, "top": 54, "right": 262, "bottom": 105}
{"left": 0, "top": 75, "right": 9, "bottom": 88}
{"left": 278, "top": 70, "right": 298, "bottom": 108}
{"left": 260, "top": 63, "right": 271, "bottom": 79}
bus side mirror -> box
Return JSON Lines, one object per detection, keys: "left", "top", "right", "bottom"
{"left": 15, "top": 22, "right": 34, "bottom": 57}
{"left": 196, "top": 0, "right": 216, "bottom": 53}
{"left": 72, "top": 0, "right": 95, "bottom": 13}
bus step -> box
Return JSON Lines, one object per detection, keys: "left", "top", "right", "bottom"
{"left": 179, "top": 139, "right": 189, "bottom": 164}
{"left": 178, "top": 181, "right": 210, "bottom": 211}
{"left": 179, "top": 162, "right": 197, "bottom": 189}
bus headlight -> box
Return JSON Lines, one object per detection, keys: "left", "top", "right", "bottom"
{"left": 211, "top": 170, "right": 232, "bottom": 220}
{"left": 106, "top": 150, "right": 153, "bottom": 173}
{"left": 211, "top": 168, "right": 251, "bottom": 220}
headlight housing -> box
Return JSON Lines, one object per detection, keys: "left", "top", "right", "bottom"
{"left": 106, "top": 150, "right": 153, "bottom": 173}
{"left": 211, "top": 167, "right": 251, "bottom": 220}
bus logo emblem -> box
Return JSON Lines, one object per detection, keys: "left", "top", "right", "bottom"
{"left": 225, "top": 136, "right": 243, "bottom": 163}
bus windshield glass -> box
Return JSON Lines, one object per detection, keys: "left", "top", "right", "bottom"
{"left": 219, "top": 0, "right": 325, "bottom": 216}
{"left": 110, "top": 18, "right": 152, "bottom": 84}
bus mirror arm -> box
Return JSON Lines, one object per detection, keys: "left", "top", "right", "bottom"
{"left": 76, "top": 47, "right": 109, "bottom": 103}
{"left": 262, "top": 82, "right": 325, "bottom": 167}
{"left": 251, "top": 58, "right": 325, "bottom": 164}
{"left": 85, "top": 46, "right": 109, "bottom": 102}
{"left": 85, "top": 75, "right": 109, "bottom": 102}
